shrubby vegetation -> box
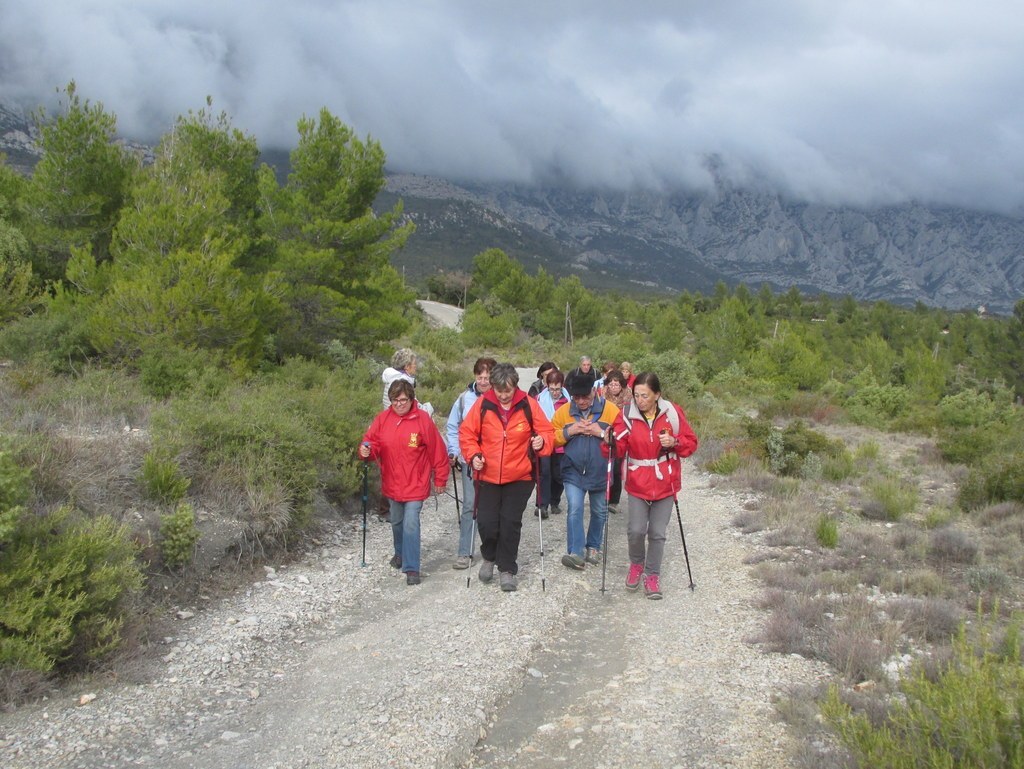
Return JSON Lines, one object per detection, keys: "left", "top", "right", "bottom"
{"left": 1, "top": 82, "right": 1023, "bottom": 765}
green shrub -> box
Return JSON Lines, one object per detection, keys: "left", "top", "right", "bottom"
{"left": 153, "top": 358, "right": 375, "bottom": 542}
{"left": 822, "top": 619, "right": 1024, "bottom": 769}
{"left": 863, "top": 477, "right": 918, "bottom": 521}
{"left": 936, "top": 423, "right": 1013, "bottom": 467}
{"left": 707, "top": 449, "right": 742, "bottom": 475}
{"left": 632, "top": 349, "right": 704, "bottom": 400}
{"left": 0, "top": 506, "right": 143, "bottom": 672}
{"left": 815, "top": 515, "right": 839, "bottom": 548}
{"left": 822, "top": 450, "right": 856, "bottom": 482}
{"left": 137, "top": 344, "right": 211, "bottom": 398}
{"left": 0, "top": 305, "right": 95, "bottom": 374}
{"left": 958, "top": 452, "right": 1024, "bottom": 510}
{"left": 854, "top": 440, "right": 880, "bottom": 462}
{"left": 141, "top": 451, "right": 191, "bottom": 505}
{"left": 845, "top": 383, "right": 910, "bottom": 428}
{"left": 0, "top": 450, "right": 30, "bottom": 546}
{"left": 410, "top": 325, "right": 462, "bottom": 363}
{"left": 159, "top": 502, "right": 200, "bottom": 570}
{"left": 743, "top": 417, "right": 843, "bottom": 477}
{"left": 937, "top": 387, "right": 1013, "bottom": 430}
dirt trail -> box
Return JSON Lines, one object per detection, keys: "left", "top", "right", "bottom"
{"left": 1, "top": 469, "right": 829, "bottom": 769}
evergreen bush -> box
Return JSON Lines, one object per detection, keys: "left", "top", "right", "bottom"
{"left": 159, "top": 502, "right": 200, "bottom": 570}
{"left": 959, "top": 452, "right": 1024, "bottom": 510}
{"left": 844, "top": 383, "right": 910, "bottom": 428}
{"left": 823, "top": 618, "right": 1024, "bottom": 768}
{"left": 0, "top": 506, "right": 143, "bottom": 672}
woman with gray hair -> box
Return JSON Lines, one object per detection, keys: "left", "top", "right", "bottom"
{"left": 382, "top": 348, "right": 417, "bottom": 407}
{"left": 459, "top": 363, "right": 554, "bottom": 592}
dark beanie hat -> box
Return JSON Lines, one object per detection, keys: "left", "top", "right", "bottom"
{"left": 565, "top": 373, "right": 595, "bottom": 397}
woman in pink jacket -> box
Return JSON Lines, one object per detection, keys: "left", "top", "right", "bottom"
{"left": 359, "top": 380, "right": 449, "bottom": 585}
{"left": 611, "top": 372, "right": 698, "bottom": 599}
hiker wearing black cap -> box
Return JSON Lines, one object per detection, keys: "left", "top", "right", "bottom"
{"left": 550, "top": 373, "right": 620, "bottom": 570}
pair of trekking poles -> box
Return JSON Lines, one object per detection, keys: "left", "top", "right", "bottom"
{"left": 599, "top": 433, "right": 695, "bottom": 593}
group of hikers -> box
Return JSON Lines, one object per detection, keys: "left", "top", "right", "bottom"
{"left": 358, "top": 350, "right": 698, "bottom": 598}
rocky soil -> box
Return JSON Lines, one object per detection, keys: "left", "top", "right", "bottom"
{"left": 0, "top": 470, "right": 829, "bottom": 769}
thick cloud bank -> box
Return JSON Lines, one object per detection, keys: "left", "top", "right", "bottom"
{"left": 2, "top": 1, "right": 1022, "bottom": 213}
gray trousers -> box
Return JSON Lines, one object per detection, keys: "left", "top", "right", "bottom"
{"left": 626, "top": 495, "right": 675, "bottom": 575}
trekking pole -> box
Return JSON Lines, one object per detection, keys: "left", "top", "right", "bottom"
{"left": 531, "top": 444, "right": 546, "bottom": 592}
{"left": 601, "top": 435, "right": 615, "bottom": 595}
{"left": 452, "top": 459, "right": 461, "bottom": 526}
{"left": 468, "top": 472, "right": 480, "bottom": 588}
{"left": 360, "top": 459, "right": 369, "bottom": 567}
{"left": 673, "top": 495, "right": 696, "bottom": 591}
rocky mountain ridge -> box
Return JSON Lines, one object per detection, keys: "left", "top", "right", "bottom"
{"left": 386, "top": 173, "right": 1024, "bottom": 314}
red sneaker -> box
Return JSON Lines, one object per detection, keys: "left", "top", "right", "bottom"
{"left": 644, "top": 573, "right": 663, "bottom": 600}
{"left": 625, "top": 562, "right": 644, "bottom": 591}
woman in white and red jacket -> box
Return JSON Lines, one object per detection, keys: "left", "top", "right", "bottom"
{"left": 359, "top": 380, "right": 449, "bottom": 585}
{"left": 611, "top": 372, "right": 698, "bottom": 599}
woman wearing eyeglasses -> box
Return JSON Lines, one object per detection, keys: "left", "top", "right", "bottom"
{"left": 359, "top": 379, "right": 449, "bottom": 585}
{"left": 611, "top": 372, "right": 698, "bottom": 599}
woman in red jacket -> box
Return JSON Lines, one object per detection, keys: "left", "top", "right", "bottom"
{"left": 459, "top": 363, "right": 553, "bottom": 593}
{"left": 359, "top": 380, "right": 449, "bottom": 585}
{"left": 611, "top": 372, "right": 698, "bottom": 599}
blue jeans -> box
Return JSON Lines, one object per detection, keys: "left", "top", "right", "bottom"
{"left": 564, "top": 484, "right": 608, "bottom": 557}
{"left": 389, "top": 499, "right": 423, "bottom": 574}
{"left": 457, "top": 463, "right": 477, "bottom": 557}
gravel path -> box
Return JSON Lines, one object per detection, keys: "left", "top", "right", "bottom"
{"left": 1, "top": 470, "right": 828, "bottom": 769}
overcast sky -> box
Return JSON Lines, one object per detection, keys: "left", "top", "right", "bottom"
{"left": 2, "top": 1, "right": 1022, "bottom": 214}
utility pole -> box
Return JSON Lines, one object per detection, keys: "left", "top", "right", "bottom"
{"left": 564, "top": 302, "right": 574, "bottom": 346}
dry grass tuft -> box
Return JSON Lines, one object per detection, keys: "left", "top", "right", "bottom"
{"left": 823, "top": 597, "right": 899, "bottom": 682}
{"left": 731, "top": 509, "right": 767, "bottom": 533}
{"left": 752, "top": 589, "right": 830, "bottom": 656}
{"left": 928, "top": 526, "right": 979, "bottom": 565}
{"left": 887, "top": 596, "right": 963, "bottom": 643}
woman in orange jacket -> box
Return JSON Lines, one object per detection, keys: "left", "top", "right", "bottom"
{"left": 459, "top": 363, "right": 554, "bottom": 592}
{"left": 359, "top": 380, "right": 449, "bottom": 585}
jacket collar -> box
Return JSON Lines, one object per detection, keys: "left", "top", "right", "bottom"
{"left": 482, "top": 388, "right": 527, "bottom": 410}
{"left": 569, "top": 395, "right": 604, "bottom": 419}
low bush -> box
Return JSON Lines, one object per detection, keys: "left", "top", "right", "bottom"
{"left": 153, "top": 358, "right": 377, "bottom": 545}
{"left": 844, "top": 383, "right": 910, "bottom": 429}
{"left": 928, "top": 526, "right": 979, "bottom": 566}
{"left": 141, "top": 450, "right": 191, "bottom": 505}
{"left": 159, "top": 501, "right": 200, "bottom": 570}
{"left": 0, "top": 506, "right": 143, "bottom": 672}
{"left": 853, "top": 440, "right": 880, "bottom": 463}
{"left": 862, "top": 477, "right": 918, "bottom": 521}
{"left": 822, "top": 618, "right": 1024, "bottom": 768}
{"left": 822, "top": 450, "right": 856, "bottom": 482}
{"left": 137, "top": 344, "right": 216, "bottom": 399}
{"left": 409, "top": 325, "right": 463, "bottom": 364}
{"left": 707, "top": 449, "right": 743, "bottom": 475}
{"left": 958, "top": 452, "right": 1024, "bottom": 510}
{"left": 816, "top": 515, "right": 839, "bottom": 548}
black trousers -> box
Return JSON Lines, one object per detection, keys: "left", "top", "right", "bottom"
{"left": 475, "top": 480, "right": 534, "bottom": 575}
{"left": 609, "top": 457, "right": 623, "bottom": 504}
